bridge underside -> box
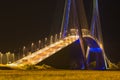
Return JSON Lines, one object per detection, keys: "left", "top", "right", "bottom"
{"left": 37, "top": 39, "right": 85, "bottom": 69}
{"left": 83, "top": 36, "right": 100, "bottom": 48}
{"left": 86, "top": 48, "right": 106, "bottom": 70}
{"left": 83, "top": 36, "right": 108, "bottom": 70}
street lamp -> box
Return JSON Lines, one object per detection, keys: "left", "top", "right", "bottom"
{"left": 23, "top": 46, "right": 26, "bottom": 57}
{"left": 38, "top": 40, "right": 41, "bottom": 49}
{"left": 55, "top": 34, "right": 58, "bottom": 42}
{"left": 50, "top": 35, "right": 53, "bottom": 45}
{"left": 11, "top": 53, "right": 15, "bottom": 62}
{"left": 59, "top": 32, "right": 62, "bottom": 40}
{"left": 31, "top": 43, "right": 34, "bottom": 52}
{"left": 0, "top": 52, "right": 3, "bottom": 64}
{"left": 44, "top": 37, "right": 47, "bottom": 47}
{"left": 6, "top": 52, "right": 10, "bottom": 64}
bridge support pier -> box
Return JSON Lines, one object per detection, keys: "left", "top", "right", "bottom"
{"left": 86, "top": 47, "right": 107, "bottom": 70}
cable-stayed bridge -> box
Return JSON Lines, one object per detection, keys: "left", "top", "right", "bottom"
{"left": 1, "top": 0, "right": 114, "bottom": 70}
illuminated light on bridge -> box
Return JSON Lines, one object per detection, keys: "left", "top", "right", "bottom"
{"left": 89, "top": 48, "right": 102, "bottom": 53}
{"left": 61, "top": 0, "right": 71, "bottom": 38}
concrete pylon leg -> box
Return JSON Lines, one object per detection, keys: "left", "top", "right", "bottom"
{"left": 86, "top": 47, "right": 107, "bottom": 70}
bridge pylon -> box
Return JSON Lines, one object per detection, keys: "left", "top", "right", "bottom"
{"left": 61, "top": 0, "right": 110, "bottom": 70}
{"left": 60, "top": 0, "right": 89, "bottom": 69}
{"left": 85, "top": 0, "right": 109, "bottom": 69}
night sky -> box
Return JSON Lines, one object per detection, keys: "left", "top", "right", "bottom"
{"left": 0, "top": 0, "right": 120, "bottom": 63}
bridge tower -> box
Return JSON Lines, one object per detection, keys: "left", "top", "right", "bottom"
{"left": 60, "top": 0, "right": 88, "bottom": 69}
{"left": 85, "top": 0, "right": 109, "bottom": 69}
{"left": 61, "top": 0, "right": 109, "bottom": 69}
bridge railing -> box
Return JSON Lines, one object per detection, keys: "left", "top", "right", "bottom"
{"left": 18, "top": 32, "right": 64, "bottom": 61}
{"left": 0, "top": 29, "right": 79, "bottom": 65}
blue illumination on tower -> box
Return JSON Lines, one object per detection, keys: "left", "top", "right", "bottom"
{"left": 90, "top": 48, "right": 102, "bottom": 53}
{"left": 63, "top": 0, "right": 71, "bottom": 38}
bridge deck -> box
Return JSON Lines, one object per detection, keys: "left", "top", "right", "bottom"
{"left": 8, "top": 35, "right": 79, "bottom": 67}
